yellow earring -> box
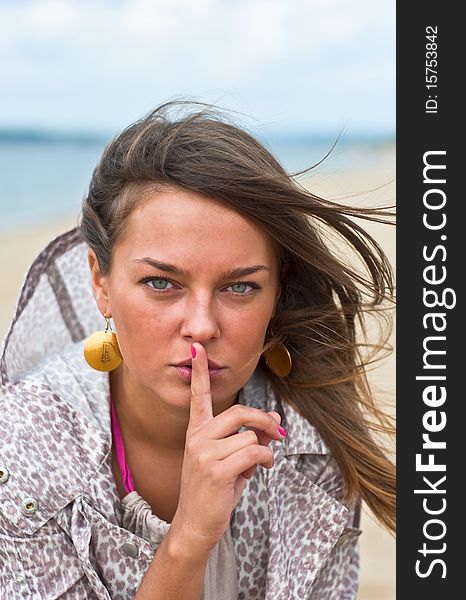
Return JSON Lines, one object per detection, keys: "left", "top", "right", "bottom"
{"left": 83, "top": 316, "right": 122, "bottom": 372}
{"left": 262, "top": 343, "right": 292, "bottom": 377}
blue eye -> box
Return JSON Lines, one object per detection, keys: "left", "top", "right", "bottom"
{"left": 229, "top": 283, "right": 253, "bottom": 294}
{"left": 145, "top": 278, "right": 175, "bottom": 291}
{"left": 140, "top": 276, "right": 260, "bottom": 296}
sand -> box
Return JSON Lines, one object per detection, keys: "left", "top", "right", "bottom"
{"left": 0, "top": 146, "right": 395, "bottom": 599}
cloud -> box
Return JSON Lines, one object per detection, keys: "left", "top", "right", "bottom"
{"left": 0, "top": 0, "right": 394, "bottom": 131}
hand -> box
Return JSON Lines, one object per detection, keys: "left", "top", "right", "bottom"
{"left": 169, "top": 342, "right": 286, "bottom": 555}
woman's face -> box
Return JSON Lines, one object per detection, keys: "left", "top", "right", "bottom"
{"left": 90, "top": 188, "right": 281, "bottom": 412}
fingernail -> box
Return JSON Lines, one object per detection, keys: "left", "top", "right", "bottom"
{"left": 278, "top": 425, "right": 287, "bottom": 437}
{"left": 191, "top": 344, "right": 197, "bottom": 359}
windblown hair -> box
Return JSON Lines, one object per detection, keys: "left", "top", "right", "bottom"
{"left": 80, "top": 100, "right": 396, "bottom": 534}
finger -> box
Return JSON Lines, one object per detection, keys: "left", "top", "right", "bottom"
{"left": 216, "top": 444, "right": 275, "bottom": 478}
{"left": 200, "top": 429, "right": 261, "bottom": 462}
{"left": 188, "top": 342, "right": 213, "bottom": 432}
{"left": 191, "top": 414, "right": 282, "bottom": 479}
{"left": 204, "top": 405, "right": 286, "bottom": 442}
{"left": 248, "top": 411, "right": 282, "bottom": 447}
{"left": 240, "top": 412, "right": 282, "bottom": 479}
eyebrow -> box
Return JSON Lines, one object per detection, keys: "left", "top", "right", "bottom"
{"left": 132, "top": 258, "right": 271, "bottom": 279}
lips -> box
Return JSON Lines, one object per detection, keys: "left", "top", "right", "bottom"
{"left": 173, "top": 358, "right": 224, "bottom": 370}
{"left": 173, "top": 362, "right": 225, "bottom": 382}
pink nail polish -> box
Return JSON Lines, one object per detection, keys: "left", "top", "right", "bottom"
{"left": 278, "top": 425, "right": 287, "bottom": 437}
{"left": 191, "top": 344, "right": 197, "bottom": 359}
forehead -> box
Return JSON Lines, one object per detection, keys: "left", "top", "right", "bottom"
{"left": 114, "top": 188, "right": 278, "bottom": 268}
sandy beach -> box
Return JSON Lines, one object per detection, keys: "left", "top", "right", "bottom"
{"left": 0, "top": 146, "right": 395, "bottom": 599}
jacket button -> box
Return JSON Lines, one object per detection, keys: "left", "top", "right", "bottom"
{"left": 14, "top": 573, "right": 27, "bottom": 585}
{"left": 121, "top": 541, "right": 139, "bottom": 558}
{"left": 21, "top": 497, "right": 39, "bottom": 516}
{"left": 0, "top": 466, "right": 10, "bottom": 483}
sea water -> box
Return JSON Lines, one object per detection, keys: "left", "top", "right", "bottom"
{"left": 0, "top": 133, "right": 392, "bottom": 234}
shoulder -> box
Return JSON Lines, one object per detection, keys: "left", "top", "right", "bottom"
{"left": 0, "top": 347, "right": 111, "bottom": 537}
{"left": 3, "top": 340, "right": 111, "bottom": 435}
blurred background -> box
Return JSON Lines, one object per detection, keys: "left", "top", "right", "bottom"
{"left": 0, "top": 1, "right": 395, "bottom": 597}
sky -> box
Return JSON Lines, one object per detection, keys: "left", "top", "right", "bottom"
{"left": 0, "top": 0, "right": 395, "bottom": 137}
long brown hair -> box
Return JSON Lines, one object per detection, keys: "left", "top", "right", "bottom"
{"left": 80, "top": 100, "right": 395, "bottom": 534}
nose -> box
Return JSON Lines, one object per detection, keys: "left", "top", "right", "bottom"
{"left": 179, "top": 293, "right": 221, "bottom": 344}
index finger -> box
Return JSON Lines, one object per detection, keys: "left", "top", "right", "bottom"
{"left": 188, "top": 342, "right": 214, "bottom": 432}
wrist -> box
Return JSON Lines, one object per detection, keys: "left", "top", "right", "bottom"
{"left": 165, "top": 520, "right": 214, "bottom": 564}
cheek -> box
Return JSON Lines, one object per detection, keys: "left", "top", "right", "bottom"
{"left": 115, "top": 306, "right": 175, "bottom": 352}
{"left": 228, "top": 309, "right": 271, "bottom": 354}
{"left": 231, "top": 299, "right": 274, "bottom": 329}
{"left": 109, "top": 289, "right": 174, "bottom": 354}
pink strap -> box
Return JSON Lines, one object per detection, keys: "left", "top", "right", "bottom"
{"left": 110, "top": 393, "right": 135, "bottom": 494}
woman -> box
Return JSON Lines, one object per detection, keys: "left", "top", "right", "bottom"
{"left": 0, "top": 101, "right": 395, "bottom": 599}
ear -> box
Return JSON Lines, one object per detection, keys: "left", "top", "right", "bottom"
{"left": 88, "top": 249, "right": 110, "bottom": 316}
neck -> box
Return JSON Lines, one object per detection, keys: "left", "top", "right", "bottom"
{"left": 109, "top": 364, "right": 238, "bottom": 457}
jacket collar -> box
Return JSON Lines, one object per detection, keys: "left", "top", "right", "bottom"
{"left": 1, "top": 228, "right": 101, "bottom": 386}
{"left": 237, "top": 364, "right": 329, "bottom": 456}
